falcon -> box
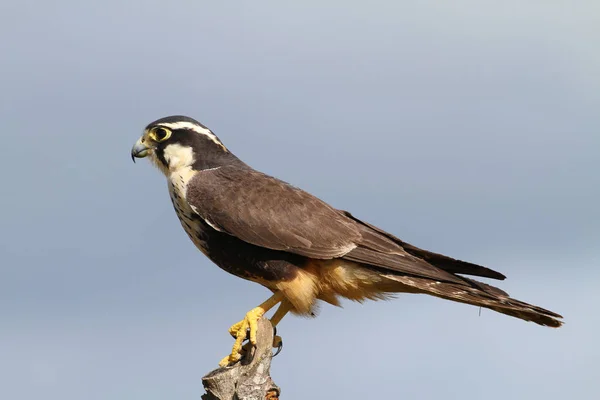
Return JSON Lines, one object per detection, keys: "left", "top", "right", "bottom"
{"left": 131, "top": 115, "right": 563, "bottom": 366}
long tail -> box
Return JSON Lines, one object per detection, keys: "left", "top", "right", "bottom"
{"left": 383, "top": 273, "right": 563, "bottom": 328}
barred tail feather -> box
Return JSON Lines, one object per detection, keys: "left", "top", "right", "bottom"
{"left": 383, "top": 273, "right": 563, "bottom": 328}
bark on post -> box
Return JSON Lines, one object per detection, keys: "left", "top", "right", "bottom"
{"left": 202, "top": 317, "right": 280, "bottom": 400}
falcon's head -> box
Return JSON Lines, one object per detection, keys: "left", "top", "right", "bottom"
{"left": 131, "top": 115, "right": 238, "bottom": 175}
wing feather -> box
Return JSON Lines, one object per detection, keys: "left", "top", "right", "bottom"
{"left": 341, "top": 210, "right": 506, "bottom": 280}
{"left": 185, "top": 166, "right": 360, "bottom": 258}
{"left": 185, "top": 166, "right": 505, "bottom": 285}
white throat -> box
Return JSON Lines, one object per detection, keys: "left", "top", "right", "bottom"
{"left": 162, "top": 144, "right": 197, "bottom": 197}
{"left": 163, "top": 143, "right": 195, "bottom": 171}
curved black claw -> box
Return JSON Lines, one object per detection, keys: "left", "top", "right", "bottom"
{"left": 273, "top": 339, "right": 283, "bottom": 357}
{"left": 272, "top": 326, "right": 283, "bottom": 357}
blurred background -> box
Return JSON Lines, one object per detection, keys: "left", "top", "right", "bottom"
{"left": 1, "top": 1, "right": 598, "bottom": 399}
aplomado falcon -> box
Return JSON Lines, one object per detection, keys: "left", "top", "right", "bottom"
{"left": 131, "top": 115, "right": 563, "bottom": 367}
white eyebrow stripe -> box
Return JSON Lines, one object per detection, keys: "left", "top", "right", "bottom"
{"left": 158, "top": 121, "right": 227, "bottom": 151}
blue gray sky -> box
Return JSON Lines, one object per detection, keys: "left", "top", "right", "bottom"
{"left": 1, "top": 1, "right": 598, "bottom": 399}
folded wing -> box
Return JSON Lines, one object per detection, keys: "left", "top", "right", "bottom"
{"left": 187, "top": 166, "right": 504, "bottom": 284}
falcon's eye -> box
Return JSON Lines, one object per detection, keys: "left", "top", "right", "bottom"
{"left": 150, "top": 127, "right": 172, "bottom": 142}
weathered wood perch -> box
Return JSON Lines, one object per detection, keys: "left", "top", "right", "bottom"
{"left": 202, "top": 317, "right": 280, "bottom": 400}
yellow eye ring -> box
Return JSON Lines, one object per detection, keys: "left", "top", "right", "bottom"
{"left": 149, "top": 127, "right": 172, "bottom": 142}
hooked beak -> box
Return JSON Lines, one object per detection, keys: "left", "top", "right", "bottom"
{"left": 131, "top": 138, "right": 150, "bottom": 163}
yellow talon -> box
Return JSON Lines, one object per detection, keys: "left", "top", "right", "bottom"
{"left": 218, "top": 307, "right": 266, "bottom": 367}
{"left": 218, "top": 292, "right": 285, "bottom": 367}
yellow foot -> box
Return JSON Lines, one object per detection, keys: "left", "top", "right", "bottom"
{"left": 218, "top": 306, "right": 266, "bottom": 367}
